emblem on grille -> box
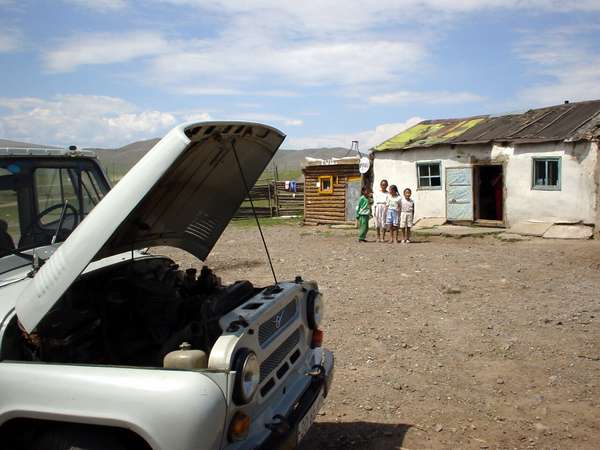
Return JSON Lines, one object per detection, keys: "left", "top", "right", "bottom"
{"left": 273, "top": 312, "right": 284, "bottom": 329}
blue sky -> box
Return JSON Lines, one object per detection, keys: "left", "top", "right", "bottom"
{"left": 1, "top": 0, "right": 600, "bottom": 149}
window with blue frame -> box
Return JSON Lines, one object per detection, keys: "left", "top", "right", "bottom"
{"left": 416, "top": 161, "right": 442, "bottom": 189}
{"left": 532, "top": 157, "right": 561, "bottom": 190}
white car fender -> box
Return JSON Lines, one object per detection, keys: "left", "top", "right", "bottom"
{"left": 0, "top": 362, "right": 229, "bottom": 450}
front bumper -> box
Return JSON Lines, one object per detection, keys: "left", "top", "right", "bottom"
{"left": 257, "top": 348, "right": 334, "bottom": 450}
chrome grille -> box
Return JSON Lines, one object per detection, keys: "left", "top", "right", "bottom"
{"left": 258, "top": 298, "right": 298, "bottom": 346}
{"left": 260, "top": 328, "right": 301, "bottom": 382}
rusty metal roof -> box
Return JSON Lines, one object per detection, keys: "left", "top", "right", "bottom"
{"left": 373, "top": 117, "right": 487, "bottom": 151}
{"left": 374, "top": 99, "right": 600, "bottom": 152}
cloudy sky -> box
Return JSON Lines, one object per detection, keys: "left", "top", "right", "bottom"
{"left": 1, "top": 0, "right": 599, "bottom": 149}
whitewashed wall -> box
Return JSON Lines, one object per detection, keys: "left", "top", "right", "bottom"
{"left": 372, "top": 141, "right": 597, "bottom": 226}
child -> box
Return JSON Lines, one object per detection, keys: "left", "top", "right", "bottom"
{"left": 400, "top": 188, "right": 415, "bottom": 243}
{"left": 372, "top": 179, "right": 389, "bottom": 242}
{"left": 356, "top": 186, "right": 371, "bottom": 242}
{"left": 385, "top": 185, "right": 401, "bottom": 243}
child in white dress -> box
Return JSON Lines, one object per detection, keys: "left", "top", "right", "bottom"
{"left": 372, "top": 179, "right": 388, "bottom": 242}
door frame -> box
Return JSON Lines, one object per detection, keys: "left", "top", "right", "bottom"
{"left": 344, "top": 176, "right": 362, "bottom": 222}
{"left": 472, "top": 162, "right": 506, "bottom": 226}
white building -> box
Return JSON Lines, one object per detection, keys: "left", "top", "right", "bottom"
{"left": 371, "top": 100, "right": 600, "bottom": 231}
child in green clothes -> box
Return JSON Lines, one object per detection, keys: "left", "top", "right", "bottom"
{"left": 356, "top": 186, "right": 371, "bottom": 242}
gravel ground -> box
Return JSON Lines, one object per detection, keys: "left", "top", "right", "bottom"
{"left": 164, "top": 222, "right": 600, "bottom": 450}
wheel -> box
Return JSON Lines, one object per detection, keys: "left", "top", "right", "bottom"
{"left": 31, "top": 424, "right": 128, "bottom": 450}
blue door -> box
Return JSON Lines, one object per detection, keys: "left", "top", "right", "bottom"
{"left": 446, "top": 167, "right": 473, "bottom": 221}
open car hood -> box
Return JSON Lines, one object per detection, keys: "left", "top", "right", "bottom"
{"left": 16, "top": 121, "right": 285, "bottom": 332}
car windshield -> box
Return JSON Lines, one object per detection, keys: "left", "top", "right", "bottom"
{"left": 0, "top": 157, "right": 110, "bottom": 258}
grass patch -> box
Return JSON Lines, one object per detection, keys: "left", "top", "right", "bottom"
{"left": 231, "top": 216, "right": 303, "bottom": 228}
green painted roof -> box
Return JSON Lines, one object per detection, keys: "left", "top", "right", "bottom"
{"left": 374, "top": 117, "right": 487, "bottom": 152}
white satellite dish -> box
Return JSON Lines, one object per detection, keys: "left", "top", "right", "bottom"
{"left": 359, "top": 156, "right": 370, "bottom": 174}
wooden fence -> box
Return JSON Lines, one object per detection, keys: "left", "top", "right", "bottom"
{"left": 234, "top": 181, "right": 304, "bottom": 219}
{"left": 273, "top": 181, "right": 304, "bottom": 216}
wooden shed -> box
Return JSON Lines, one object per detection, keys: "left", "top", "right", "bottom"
{"left": 302, "top": 156, "right": 362, "bottom": 225}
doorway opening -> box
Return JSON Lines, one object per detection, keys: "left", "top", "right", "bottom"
{"left": 474, "top": 165, "right": 503, "bottom": 223}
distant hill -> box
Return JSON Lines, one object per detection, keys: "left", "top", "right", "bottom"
{"left": 91, "top": 138, "right": 160, "bottom": 175}
{"left": 0, "top": 138, "right": 57, "bottom": 148}
{"left": 1, "top": 137, "right": 357, "bottom": 181}
{"left": 92, "top": 140, "right": 356, "bottom": 181}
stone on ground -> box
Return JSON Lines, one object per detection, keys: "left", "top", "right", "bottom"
{"left": 497, "top": 233, "right": 531, "bottom": 242}
{"left": 543, "top": 224, "right": 593, "bottom": 240}
{"left": 508, "top": 221, "right": 553, "bottom": 237}
{"left": 413, "top": 217, "right": 446, "bottom": 229}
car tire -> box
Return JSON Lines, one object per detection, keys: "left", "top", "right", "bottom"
{"left": 31, "top": 424, "right": 128, "bottom": 450}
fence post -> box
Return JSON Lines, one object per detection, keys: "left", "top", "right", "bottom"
{"left": 268, "top": 181, "right": 273, "bottom": 217}
{"left": 274, "top": 166, "right": 280, "bottom": 217}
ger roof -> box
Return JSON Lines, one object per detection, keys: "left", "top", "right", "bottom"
{"left": 374, "top": 99, "right": 600, "bottom": 152}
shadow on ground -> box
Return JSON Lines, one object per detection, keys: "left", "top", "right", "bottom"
{"left": 298, "top": 421, "right": 411, "bottom": 450}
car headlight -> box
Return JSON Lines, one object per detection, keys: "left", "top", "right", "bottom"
{"left": 306, "top": 290, "right": 324, "bottom": 329}
{"left": 232, "top": 349, "right": 260, "bottom": 404}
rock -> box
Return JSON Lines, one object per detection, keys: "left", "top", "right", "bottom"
{"left": 534, "top": 422, "right": 550, "bottom": 433}
{"left": 543, "top": 224, "right": 593, "bottom": 240}
{"left": 496, "top": 378, "right": 505, "bottom": 385}
{"left": 443, "top": 286, "right": 462, "bottom": 294}
{"left": 434, "top": 424, "right": 444, "bottom": 432}
{"left": 497, "top": 233, "right": 530, "bottom": 242}
{"left": 413, "top": 217, "right": 446, "bottom": 229}
{"left": 364, "top": 405, "right": 373, "bottom": 411}
{"left": 508, "top": 221, "right": 553, "bottom": 237}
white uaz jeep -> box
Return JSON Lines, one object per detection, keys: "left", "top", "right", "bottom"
{"left": 0, "top": 122, "right": 333, "bottom": 450}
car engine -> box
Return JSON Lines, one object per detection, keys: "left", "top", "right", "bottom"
{"left": 7, "top": 257, "right": 259, "bottom": 367}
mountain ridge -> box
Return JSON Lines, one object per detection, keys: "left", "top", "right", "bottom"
{"left": 1, "top": 137, "right": 357, "bottom": 179}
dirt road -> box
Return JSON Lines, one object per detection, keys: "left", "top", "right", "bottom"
{"left": 166, "top": 222, "right": 600, "bottom": 449}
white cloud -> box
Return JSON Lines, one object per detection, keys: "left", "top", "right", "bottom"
{"left": 285, "top": 117, "right": 423, "bottom": 150}
{"left": 0, "top": 95, "right": 179, "bottom": 147}
{"left": 175, "top": 86, "right": 243, "bottom": 96}
{"left": 0, "top": 21, "right": 21, "bottom": 53}
{"left": 149, "top": 39, "right": 426, "bottom": 88}
{"left": 514, "top": 25, "right": 600, "bottom": 105}
{"left": 0, "top": 34, "right": 19, "bottom": 53}
{"left": 368, "top": 90, "right": 484, "bottom": 105}
{"left": 63, "top": 0, "right": 127, "bottom": 11}
{"left": 160, "top": 1, "right": 600, "bottom": 35}
{"left": 179, "top": 111, "right": 212, "bottom": 122}
{"left": 43, "top": 31, "right": 170, "bottom": 72}
{"left": 231, "top": 113, "right": 304, "bottom": 127}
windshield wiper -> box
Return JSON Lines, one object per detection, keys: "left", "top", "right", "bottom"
{"left": 51, "top": 200, "right": 69, "bottom": 245}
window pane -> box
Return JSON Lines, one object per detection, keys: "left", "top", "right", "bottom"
{"left": 419, "top": 176, "right": 430, "bottom": 187}
{"left": 430, "top": 176, "right": 441, "bottom": 187}
{"left": 418, "top": 165, "right": 429, "bottom": 177}
{"left": 429, "top": 163, "right": 440, "bottom": 176}
{"left": 35, "top": 168, "right": 78, "bottom": 225}
{"left": 81, "top": 170, "right": 104, "bottom": 214}
{"left": 547, "top": 160, "right": 559, "bottom": 186}
{"left": 534, "top": 160, "right": 547, "bottom": 186}
{"left": 0, "top": 188, "right": 19, "bottom": 253}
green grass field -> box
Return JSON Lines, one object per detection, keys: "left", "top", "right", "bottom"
{"left": 231, "top": 216, "right": 302, "bottom": 227}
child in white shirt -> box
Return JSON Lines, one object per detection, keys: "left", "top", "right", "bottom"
{"left": 385, "top": 185, "right": 401, "bottom": 243}
{"left": 400, "top": 188, "right": 415, "bottom": 243}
